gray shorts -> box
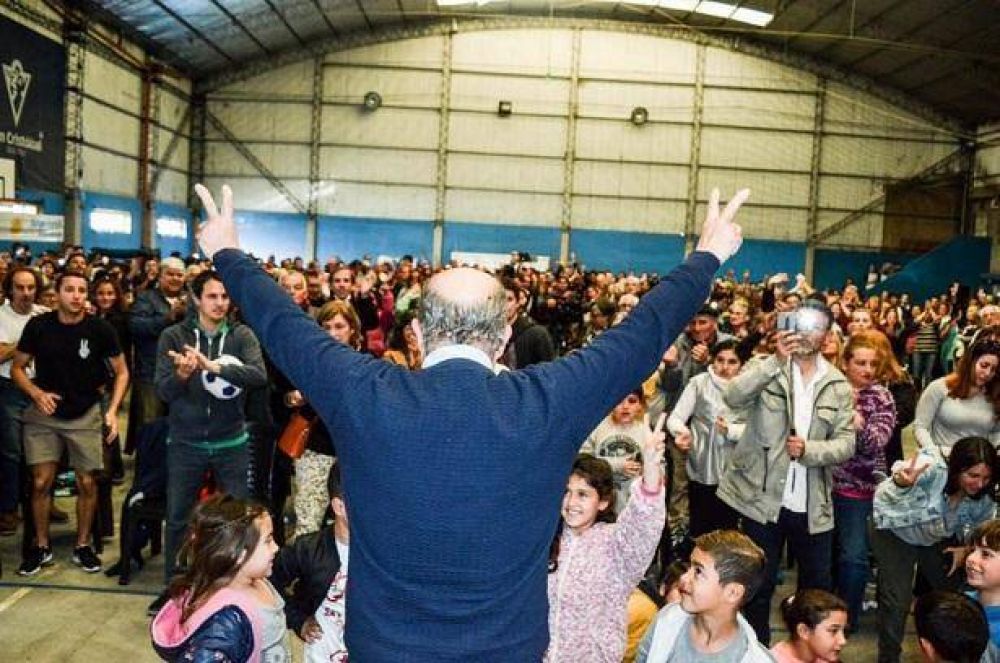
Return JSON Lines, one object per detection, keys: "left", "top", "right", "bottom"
{"left": 22, "top": 403, "right": 103, "bottom": 473}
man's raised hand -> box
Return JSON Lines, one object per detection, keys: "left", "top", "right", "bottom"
{"left": 194, "top": 183, "right": 240, "bottom": 259}
{"left": 696, "top": 188, "right": 750, "bottom": 264}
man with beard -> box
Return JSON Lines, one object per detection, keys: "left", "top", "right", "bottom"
{"left": 716, "top": 299, "right": 855, "bottom": 645}
{"left": 148, "top": 270, "right": 267, "bottom": 613}
{"left": 0, "top": 266, "right": 47, "bottom": 534}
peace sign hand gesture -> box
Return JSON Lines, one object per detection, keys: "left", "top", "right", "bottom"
{"left": 642, "top": 413, "right": 668, "bottom": 493}
{"left": 893, "top": 455, "right": 929, "bottom": 488}
{"left": 194, "top": 183, "right": 240, "bottom": 259}
{"left": 695, "top": 188, "right": 750, "bottom": 264}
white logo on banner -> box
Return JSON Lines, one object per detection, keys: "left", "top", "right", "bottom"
{"left": 3, "top": 59, "right": 31, "bottom": 128}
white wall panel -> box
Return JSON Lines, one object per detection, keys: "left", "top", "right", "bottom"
{"left": 703, "top": 88, "right": 815, "bottom": 131}
{"left": 816, "top": 210, "right": 884, "bottom": 247}
{"left": 448, "top": 154, "right": 563, "bottom": 193}
{"left": 704, "top": 47, "right": 816, "bottom": 91}
{"left": 578, "top": 80, "right": 693, "bottom": 123}
{"left": 204, "top": 142, "right": 310, "bottom": 179}
{"left": 701, "top": 127, "right": 813, "bottom": 171}
{"left": 449, "top": 112, "right": 566, "bottom": 157}
{"left": 321, "top": 106, "right": 439, "bottom": 149}
{"left": 222, "top": 60, "right": 312, "bottom": 97}
{"left": 574, "top": 162, "right": 687, "bottom": 200}
{"left": 821, "top": 135, "right": 954, "bottom": 177}
{"left": 320, "top": 147, "right": 437, "bottom": 186}
{"left": 698, "top": 203, "right": 806, "bottom": 241}
{"left": 202, "top": 176, "right": 309, "bottom": 214}
{"left": 452, "top": 30, "right": 573, "bottom": 76}
{"left": 451, "top": 72, "right": 569, "bottom": 115}
{"left": 446, "top": 189, "right": 561, "bottom": 226}
{"left": 156, "top": 170, "right": 189, "bottom": 205}
{"left": 320, "top": 182, "right": 435, "bottom": 220}
{"left": 579, "top": 31, "right": 697, "bottom": 84}
{"left": 85, "top": 53, "right": 140, "bottom": 113}
{"left": 572, "top": 196, "right": 686, "bottom": 233}
{"left": 817, "top": 176, "right": 883, "bottom": 211}
{"left": 326, "top": 36, "right": 444, "bottom": 69}
{"left": 207, "top": 101, "right": 311, "bottom": 142}
{"left": 82, "top": 98, "right": 140, "bottom": 153}
{"left": 156, "top": 127, "right": 190, "bottom": 170}
{"left": 325, "top": 65, "right": 441, "bottom": 109}
{"left": 575, "top": 119, "right": 691, "bottom": 163}
{"left": 698, "top": 170, "right": 811, "bottom": 208}
{"left": 825, "top": 81, "right": 950, "bottom": 140}
{"left": 81, "top": 146, "right": 137, "bottom": 197}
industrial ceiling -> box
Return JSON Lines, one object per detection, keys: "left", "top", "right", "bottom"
{"left": 76, "top": 0, "right": 1000, "bottom": 128}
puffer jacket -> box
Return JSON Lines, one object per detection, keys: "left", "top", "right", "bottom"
{"left": 715, "top": 353, "right": 855, "bottom": 534}
{"left": 154, "top": 317, "right": 267, "bottom": 443}
{"left": 151, "top": 588, "right": 261, "bottom": 663}
{"left": 545, "top": 480, "right": 665, "bottom": 663}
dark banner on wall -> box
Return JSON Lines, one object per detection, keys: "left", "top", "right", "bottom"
{"left": 0, "top": 16, "right": 65, "bottom": 194}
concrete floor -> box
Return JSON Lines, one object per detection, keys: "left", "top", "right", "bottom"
{"left": 0, "top": 448, "right": 927, "bottom": 662}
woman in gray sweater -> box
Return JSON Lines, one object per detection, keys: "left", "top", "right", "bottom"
{"left": 914, "top": 338, "right": 1000, "bottom": 460}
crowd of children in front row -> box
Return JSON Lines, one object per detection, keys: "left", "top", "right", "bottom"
{"left": 148, "top": 426, "right": 1000, "bottom": 663}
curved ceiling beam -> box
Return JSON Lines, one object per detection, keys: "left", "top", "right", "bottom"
{"left": 193, "top": 14, "right": 967, "bottom": 136}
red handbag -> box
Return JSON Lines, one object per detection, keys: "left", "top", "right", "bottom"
{"left": 277, "top": 411, "right": 313, "bottom": 459}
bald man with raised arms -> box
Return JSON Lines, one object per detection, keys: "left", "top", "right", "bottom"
{"left": 194, "top": 183, "right": 749, "bottom": 662}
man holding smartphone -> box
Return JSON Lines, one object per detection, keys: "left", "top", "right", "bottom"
{"left": 716, "top": 299, "right": 855, "bottom": 645}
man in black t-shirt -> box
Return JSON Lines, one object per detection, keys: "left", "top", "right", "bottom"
{"left": 11, "top": 271, "right": 128, "bottom": 575}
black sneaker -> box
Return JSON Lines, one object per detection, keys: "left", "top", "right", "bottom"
{"left": 72, "top": 545, "right": 102, "bottom": 573}
{"left": 147, "top": 590, "right": 170, "bottom": 617}
{"left": 18, "top": 546, "right": 54, "bottom": 576}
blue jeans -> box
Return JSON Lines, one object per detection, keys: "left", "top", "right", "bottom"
{"left": 833, "top": 494, "right": 873, "bottom": 630}
{"left": 910, "top": 351, "right": 936, "bottom": 390}
{"left": 164, "top": 439, "right": 249, "bottom": 583}
{"left": 0, "top": 378, "right": 30, "bottom": 513}
{"left": 741, "top": 508, "right": 833, "bottom": 646}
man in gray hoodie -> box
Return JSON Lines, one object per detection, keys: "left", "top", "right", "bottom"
{"left": 150, "top": 269, "right": 267, "bottom": 612}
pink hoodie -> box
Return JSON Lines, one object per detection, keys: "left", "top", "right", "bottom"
{"left": 546, "top": 479, "right": 666, "bottom": 662}
{"left": 150, "top": 588, "right": 263, "bottom": 663}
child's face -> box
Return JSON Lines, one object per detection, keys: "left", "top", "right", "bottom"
{"left": 611, "top": 394, "right": 643, "bottom": 425}
{"left": 797, "top": 610, "right": 848, "bottom": 662}
{"left": 966, "top": 541, "right": 1000, "bottom": 592}
{"left": 711, "top": 349, "right": 741, "bottom": 380}
{"left": 241, "top": 513, "right": 279, "bottom": 579}
{"left": 561, "top": 474, "right": 609, "bottom": 535}
{"left": 678, "top": 547, "right": 728, "bottom": 615}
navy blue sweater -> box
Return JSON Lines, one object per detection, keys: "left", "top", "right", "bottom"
{"left": 214, "top": 249, "right": 719, "bottom": 662}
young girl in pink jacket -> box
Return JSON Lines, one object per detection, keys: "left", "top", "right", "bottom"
{"left": 546, "top": 413, "right": 667, "bottom": 662}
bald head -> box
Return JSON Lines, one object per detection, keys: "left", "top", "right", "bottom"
{"left": 419, "top": 268, "right": 507, "bottom": 356}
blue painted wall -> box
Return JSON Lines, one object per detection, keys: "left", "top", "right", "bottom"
{"left": 571, "top": 229, "right": 686, "bottom": 274}
{"left": 80, "top": 191, "right": 142, "bottom": 251}
{"left": 154, "top": 201, "right": 193, "bottom": 257}
{"left": 813, "top": 248, "right": 923, "bottom": 291}
{"left": 235, "top": 210, "right": 308, "bottom": 262}
{"left": 318, "top": 216, "right": 434, "bottom": 264}
{"left": 443, "top": 222, "right": 560, "bottom": 266}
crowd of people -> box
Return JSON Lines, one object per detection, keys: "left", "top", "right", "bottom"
{"left": 1, "top": 182, "right": 1000, "bottom": 662}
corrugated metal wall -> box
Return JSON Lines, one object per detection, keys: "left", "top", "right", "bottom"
{"left": 201, "top": 27, "right": 960, "bottom": 281}
{"left": 1, "top": 0, "right": 193, "bottom": 254}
